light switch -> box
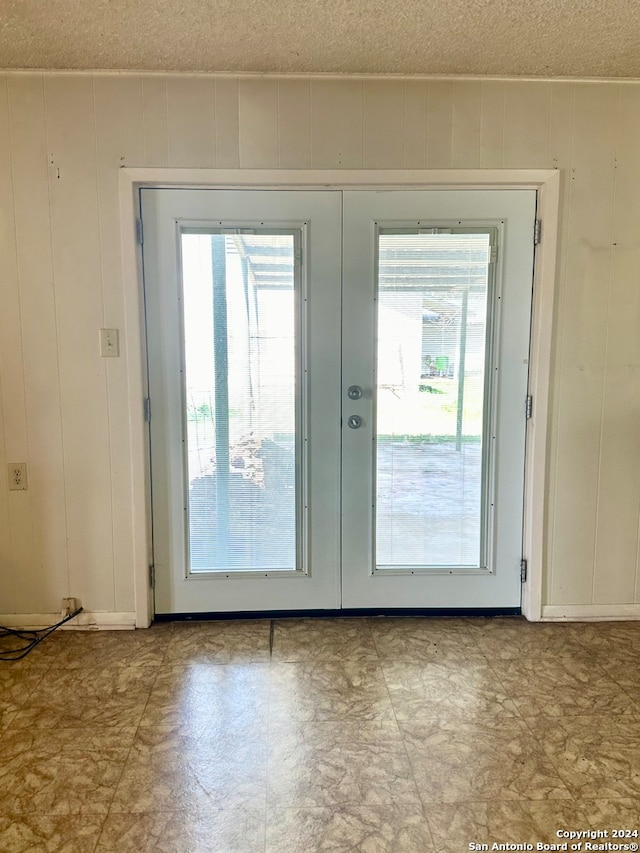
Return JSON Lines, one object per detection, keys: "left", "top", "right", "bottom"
{"left": 99, "top": 328, "right": 120, "bottom": 357}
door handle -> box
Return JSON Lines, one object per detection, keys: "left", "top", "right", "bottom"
{"left": 347, "top": 415, "right": 363, "bottom": 429}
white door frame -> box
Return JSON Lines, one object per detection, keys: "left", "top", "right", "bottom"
{"left": 119, "top": 168, "right": 560, "bottom": 627}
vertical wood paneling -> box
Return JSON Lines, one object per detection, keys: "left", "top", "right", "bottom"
{"left": 544, "top": 82, "right": 574, "bottom": 604}
{"left": 310, "top": 79, "right": 363, "bottom": 168}
{"left": 363, "top": 80, "right": 403, "bottom": 168}
{"left": 451, "top": 80, "right": 482, "bottom": 168}
{"left": 426, "top": 81, "right": 453, "bottom": 168}
{"left": 214, "top": 78, "right": 240, "bottom": 168}
{"left": 548, "top": 83, "right": 575, "bottom": 171}
{"left": 238, "top": 78, "right": 278, "bottom": 168}
{"left": 6, "top": 75, "right": 65, "bottom": 614}
{"left": 402, "top": 80, "right": 427, "bottom": 169}
{"left": 167, "top": 76, "right": 215, "bottom": 167}
{"left": 0, "top": 79, "right": 28, "bottom": 462}
{"left": 479, "top": 81, "right": 505, "bottom": 168}
{"left": 592, "top": 248, "right": 640, "bottom": 603}
{"left": 549, "top": 84, "right": 619, "bottom": 606}
{"left": 94, "top": 76, "right": 144, "bottom": 613}
{"left": 551, "top": 248, "right": 613, "bottom": 605}
{"left": 502, "top": 81, "right": 552, "bottom": 168}
{"left": 0, "top": 75, "right": 23, "bottom": 612}
{"left": 2, "top": 72, "right": 640, "bottom": 617}
{"left": 0, "top": 370, "right": 14, "bottom": 611}
{"left": 277, "top": 79, "right": 311, "bottom": 168}
{"left": 592, "top": 85, "right": 640, "bottom": 603}
{"left": 611, "top": 86, "right": 640, "bottom": 248}
{"left": 44, "top": 75, "right": 114, "bottom": 610}
{"left": 142, "top": 76, "right": 168, "bottom": 167}
{"left": 611, "top": 86, "right": 640, "bottom": 603}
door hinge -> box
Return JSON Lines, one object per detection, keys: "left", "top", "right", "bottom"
{"left": 136, "top": 217, "right": 144, "bottom": 245}
{"left": 534, "top": 219, "right": 542, "bottom": 245}
{"left": 520, "top": 558, "right": 528, "bottom": 583}
{"left": 490, "top": 244, "right": 498, "bottom": 264}
{"left": 293, "top": 248, "right": 302, "bottom": 267}
{"left": 149, "top": 563, "right": 155, "bottom": 588}
{"left": 144, "top": 397, "right": 151, "bottom": 422}
{"left": 525, "top": 395, "right": 533, "bottom": 420}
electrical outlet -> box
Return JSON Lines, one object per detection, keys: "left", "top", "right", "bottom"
{"left": 61, "top": 597, "right": 77, "bottom": 617}
{"left": 99, "top": 328, "right": 120, "bottom": 357}
{"left": 7, "top": 463, "right": 27, "bottom": 491}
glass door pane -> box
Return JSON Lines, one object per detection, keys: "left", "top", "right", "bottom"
{"left": 181, "top": 231, "right": 299, "bottom": 573}
{"left": 375, "top": 231, "right": 494, "bottom": 569}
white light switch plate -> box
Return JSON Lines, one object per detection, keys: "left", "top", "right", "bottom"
{"left": 99, "top": 328, "right": 120, "bottom": 357}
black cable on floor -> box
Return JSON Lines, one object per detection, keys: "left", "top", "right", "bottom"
{"left": 0, "top": 607, "right": 83, "bottom": 662}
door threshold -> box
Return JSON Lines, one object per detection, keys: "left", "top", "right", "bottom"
{"left": 154, "top": 607, "right": 521, "bottom": 622}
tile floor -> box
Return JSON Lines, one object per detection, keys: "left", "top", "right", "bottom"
{"left": 1, "top": 617, "right": 640, "bottom": 851}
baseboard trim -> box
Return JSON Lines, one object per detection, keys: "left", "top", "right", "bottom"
{"left": 0, "top": 612, "right": 137, "bottom": 631}
{"left": 541, "top": 604, "right": 640, "bottom": 621}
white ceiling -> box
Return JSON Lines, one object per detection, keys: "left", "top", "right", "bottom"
{"left": 1, "top": 0, "right": 639, "bottom": 78}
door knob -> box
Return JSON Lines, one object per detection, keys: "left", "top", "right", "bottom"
{"left": 347, "top": 415, "right": 362, "bottom": 429}
{"left": 347, "top": 385, "right": 363, "bottom": 400}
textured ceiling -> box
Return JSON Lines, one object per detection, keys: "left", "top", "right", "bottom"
{"left": 1, "top": 0, "right": 639, "bottom": 78}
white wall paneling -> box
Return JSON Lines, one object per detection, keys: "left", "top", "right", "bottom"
{"left": 1, "top": 71, "right": 639, "bottom": 625}
{"left": 276, "top": 79, "right": 311, "bottom": 169}
{"left": 238, "top": 78, "right": 278, "bottom": 168}
{"left": 310, "top": 79, "right": 364, "bottom": 169}
{"left": 94, "top": 76, "right": 145, "bottom": 614}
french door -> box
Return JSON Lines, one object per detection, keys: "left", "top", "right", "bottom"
{"left": 141, "top": 187, "right": 536, "bottom": 615}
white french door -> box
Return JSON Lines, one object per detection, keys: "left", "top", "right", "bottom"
{"left": 341, "top": 190, "right": 536, "bottom": 609}
{"left": 141, "top": 186, "right": 536, "bottom": 615}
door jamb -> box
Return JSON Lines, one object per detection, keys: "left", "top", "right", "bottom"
{"left": 119, "top": 168, "right": 560, "bottom": 626}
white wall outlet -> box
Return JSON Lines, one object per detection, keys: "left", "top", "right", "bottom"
{"left": 99, "top": 328, "right": 120, "bottom": 357}
{"left": 7, "top": 463, "right": 27, "bottom": 490}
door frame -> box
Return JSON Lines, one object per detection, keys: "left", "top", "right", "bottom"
{"left": 119, "top": 168, "right": 560, "bottom": 627}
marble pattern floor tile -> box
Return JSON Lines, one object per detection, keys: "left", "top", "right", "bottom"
{"left": 271, "top": 618, "right": 378, "bottom": 662}
{"left": 110, "top": 724, "right": 268, "bottom": 813}
{"left": 591, "top": 647, "right": 640, "bottom": 690}
{"left": 139, "top": 662, "right": 270, "bottom": 729}
{"left": 10, "top": 664, "right": 159, "bottom": 729}
{"left": 574, "top": 621, "right": 640, "bottom": 655}
{"left": 6, "top": 617, "right": 640, "bottom": 851}
{"left": 265, "top": 805, "right": 435, "bottom": 852}
{"left": 164, "top": 619, "right": 271, "bottom": 665}
{"left": 0, "top": 727, "right": 136, "bottom": 816}
{"left": 50, "top": 625, "right": 173, "bottom": 669}
{"left": 0, "top": 631, "right": 70, "bottom": 665}
{"left": 579, "top": 798, "right": 640, "bottom": 830}
{"left": 0, "top": 813, "right": 106, "bottom": 853}
{"left": 381, "top": 658, "right": 520, "bottom": 720}
{"left": 269, "top": 660, "right": 396, "bottom": 722}
{"left": 464, "top": 617, "right": 592, "bottom": 659}
{"left": 0, "top": 710, "right": 17, "bottom": 731}
{"left": 268, "top": 719, "right": 421, "bottom": 809}
{"left": 96, "top": 808, "right": 266, "bottom": 852}
{"left": 422, "top": 800, "right": 592, "bottom": 853}
{"left": 400, "top": 717, "right": 573, "bottom": 804}
{"left": 368, "top": 617, "right": 485, "bottom": 661}
{"left": 0, "top": 662, "right": 49, "bottom": 723}
{"left": 527, "top": 715, "right": 640, "bottom": 799}
{"left": 489, "top": 654, "right": 639, "bottom": 717}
